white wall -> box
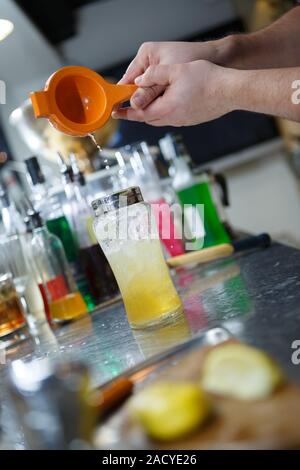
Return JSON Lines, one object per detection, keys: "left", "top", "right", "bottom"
{"left": 0, "top": 0, "right": 63, "bottom": 162}
{"left": 225, "top": 150, "right": 300, "bottom": 248}
{"left": 61, "top": 0, "right": 236, "bottom": 70}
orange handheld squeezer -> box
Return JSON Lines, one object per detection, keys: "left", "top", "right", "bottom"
{"left": 30, "top": 65, "right": 137, "bottom": 136}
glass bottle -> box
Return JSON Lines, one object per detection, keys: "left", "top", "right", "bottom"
{"left": 0, "top": 187, "right": 47, "bottom": 325}
{"left": 92, "top": 186, "right": 183, "bottom": 329}
{"left": 25, "top": 156, "right": 79, "bottom": 264}
{"left": 61, "top": 154, "right": 119, "bottom": 305}
{"left": 29, "top": 210, "right": 87, "bottom": 323}
{"left": 56, "top": 153, "right": 95, "bottom": 310}
{"left": 0, "top": 185, "right": 25, "bottom": 236}
{"left": 159, "top": 133, "right": 231, "bottom": 250}
{"left": 117, "top": 142, "right": 185, "bottom": 257}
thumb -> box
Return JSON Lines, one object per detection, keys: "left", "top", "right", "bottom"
{"left": 131, "top": 85, "right": 165, "bottom": 110}
{"left": 135, "top": 64, "right": 171, "bottom": 87}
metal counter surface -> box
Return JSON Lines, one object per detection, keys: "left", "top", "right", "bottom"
{"left": 1, "top": 242, "right": 300, "bottom": 449}
{"left": 4, "top": 242, "right": 300, "bottom": 387}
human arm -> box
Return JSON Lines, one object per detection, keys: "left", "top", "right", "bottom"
{"left": 113, "top": 60, "right": 300, "bottom": 126}
{"left": 114, "top": 6, "right": 300, "bottom": 113}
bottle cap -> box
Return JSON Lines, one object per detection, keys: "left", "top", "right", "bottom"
{"left": 27, "top": 209, "right": 44, "bottom": 229}
{"left": 69, "top": 153, "right": 85, "bottom": 186}
{"left": 25, "top": 157, "right": 45, "bottom": 186}
{"left": 91, "top": 186, "right": 143, "bottom": 215}
{"left": 57, "top": 152, "right": 73, "bottom": 183}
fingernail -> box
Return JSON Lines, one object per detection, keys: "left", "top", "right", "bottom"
{"left": 111, "top": 111, "right": 119, "bottom": 119}
{"left": 117, "top": 74, "right": 126, "bottom": 84}
{"left": 135, "top": 75, "right": 143, "bottom": 84}
{"left": 131, "top": 93, "right": 145, "bottom": 108}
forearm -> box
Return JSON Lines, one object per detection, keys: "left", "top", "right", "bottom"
{"left": 224, "top": 67, "right": 300, "bottom": 122}
{"left": 206, "top": 6, "right": 300, "bottom": 70}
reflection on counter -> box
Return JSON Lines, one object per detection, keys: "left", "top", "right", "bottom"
{"left": 133, "top": 309, "right": 191, "bottom": 358}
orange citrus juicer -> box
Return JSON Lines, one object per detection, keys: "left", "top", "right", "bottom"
{"left": 30, "top": 65, "right": 137, "bottom": 137}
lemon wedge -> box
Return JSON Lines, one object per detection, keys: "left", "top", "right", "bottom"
{"left": 129, "top": 381, "right": 210, "bottom": 441}
{"left": 201, "top": 343, "right": 284, "bottom": 400}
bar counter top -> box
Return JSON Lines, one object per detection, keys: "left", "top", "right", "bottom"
{"left": 1, "top": 241, "right": 300, "bottom": 447}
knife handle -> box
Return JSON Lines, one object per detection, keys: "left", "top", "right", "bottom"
{"left": 91, "top": 377, "right": 134, "bottom": 418}
{"left": 167, "top": 243, "right": 234, "bottom": 268}
{"left": 232, "top": 233, "right": 271, "bottom": 252}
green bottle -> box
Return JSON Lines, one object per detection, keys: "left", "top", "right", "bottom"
{"left": 159, "top": 134, "right": 231, "bottom": 250}
{"left": 46, "top": 215, "right": 78, "bottom": 263}
{"left": 177, "top": 176, "right": 231, "bottom": 249}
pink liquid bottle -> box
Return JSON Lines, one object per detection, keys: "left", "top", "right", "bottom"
{"left": 121, "top": 142, "right": 185, "bottom": 257}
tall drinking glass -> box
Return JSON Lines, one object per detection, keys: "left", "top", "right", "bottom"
{"left": 92, "top": 187, "right": 183, "bottom": 329}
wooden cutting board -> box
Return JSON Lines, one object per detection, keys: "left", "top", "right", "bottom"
{"left": 97, "top": 341, "right": 300, "bottom": 450}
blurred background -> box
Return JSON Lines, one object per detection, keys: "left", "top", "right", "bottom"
{"left": 0, "top": 0, "right": 299, "bottom": 247}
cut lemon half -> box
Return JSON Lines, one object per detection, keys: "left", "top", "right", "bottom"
{"left": 202, "top": 343, "right": 284, "bottom": 401}
{"left": 129, "top": 381, "right": 210, "bottom": 441}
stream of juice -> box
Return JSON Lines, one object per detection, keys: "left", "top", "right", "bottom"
{"left": 89, "top": 133, "right": 103, "bottom": 153}
{"left": 106, "top": 238, "right": 182, "bottom": 327}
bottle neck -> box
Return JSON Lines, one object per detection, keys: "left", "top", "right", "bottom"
{"left": 29, "top": 182, "right": 49, "bottom": 210}
{"left": 32, "top": 225, "right": 49, "bottom": 240}
{"left": 1, "top": 204, "right": 25, "bottom": 236}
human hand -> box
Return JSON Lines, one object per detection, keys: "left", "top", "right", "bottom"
{"left": 118, "top": 41, "right": 220, "bottom": 110}
{"left": 112, "top": 60, "right": 235, "bottom": 127}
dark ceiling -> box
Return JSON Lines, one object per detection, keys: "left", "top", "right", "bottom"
{"left": 14, "top": 0, "right": 108, "bottom": 44}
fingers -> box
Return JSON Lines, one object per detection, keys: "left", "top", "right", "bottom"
{"left": 118, "top": 58, "right": 144, "bottom": 84}
{"left": 131, "top": 85, "right": 165, "bottom": 109}
{"left": 111, "top": 107, "right": 170, "bottom": 127}
{"left": 112, "top": 107, "right": 145, "bottom": 121}
{"left": 135, "top": 64, "right": 171, "bottom": 87}
{"left": 112, "top": 94, "right": 168, "bottom": 123}
{"left": 112, "top": 65, "right": 174, "bottom": 124}
{"left": 118, "top": 43, "right": 150, "bottom": 85}
{"left": 123, "top": 65, "right": 171, "bottom": 111}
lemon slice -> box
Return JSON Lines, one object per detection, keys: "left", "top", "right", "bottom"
{"left": 201, "top": 343, "right": 284, "bottom": 400}
{"left": 129, "top": 381, "right": 210, "bottom": 441}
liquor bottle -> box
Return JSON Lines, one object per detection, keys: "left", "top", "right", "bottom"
{"left": 25, "top": 156, "right": 95, "bottom": 309}
{"left": 0, "top": 186, "right": 47, "bottom": 325}
{"left": 56, "top": 153, "right": 95, "bottom": 310}
{"left": 29, "top": 210, "right": 87, "bottom": 323}
{"left": 60, "top": 154, "right": 119, "bottom": 304}
{"left": 25, "top": 156, "right": 78, "bottom": 264}
{"left": 159, "top": 133, "right": 231, "bottom": 250}
{"left": 117, "top": 142, "right": 185, "bottom": 257}
{"left": 0, "top": 184, "right": 25, "bottom": 235}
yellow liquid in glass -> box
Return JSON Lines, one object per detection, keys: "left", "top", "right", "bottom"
{"left": 49, "top": 292, "right": 87, "bottom": 322}
{"left": 107, "top": 239, "right": 182, "bottom": 328}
